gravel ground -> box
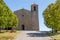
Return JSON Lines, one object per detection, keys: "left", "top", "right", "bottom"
{"left": 14, "top": 31, "right": 52, "bottom": 40}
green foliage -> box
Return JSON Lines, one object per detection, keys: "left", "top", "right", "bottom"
{"left": 0, "top": 0, "right": 18, "bottom": 29}
{"left": 43, "top": 0, "right": 60, "bottom": 31}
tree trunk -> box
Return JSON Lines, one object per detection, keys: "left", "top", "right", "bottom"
{"left": 52, "top": 28, "right": 57, "bottom": 34}
{"left": 54, "top": 29, "right": 57, "bottom": 33}
{"left": 10, "top": 28, "right": 15, "bottom": 33}
{"left": 0, "top": 30, "right": 1, "bottom": 33}
{"left": 6, "top": 27, "right": 8, "bottom": 32}
{"left": 0, "top": 28, "right": 2, "bottom": 33}
{"left": 52, "top": 28, "right": 54, "bottom": 33}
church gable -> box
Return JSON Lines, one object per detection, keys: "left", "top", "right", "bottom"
{"left": 14, "top": 9, "right": 32, "bottom": 18}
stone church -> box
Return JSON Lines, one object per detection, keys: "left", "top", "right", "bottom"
{"left": 14, "top": 4, "right": 39, "bottom": 31}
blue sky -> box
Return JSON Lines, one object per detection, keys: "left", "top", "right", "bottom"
{"left": 4, "top": 0, "right": 56, "bottom": 31}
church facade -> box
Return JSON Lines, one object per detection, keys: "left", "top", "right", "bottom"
{"left": 14, "top": 4, "right": 39, "bottom": 31}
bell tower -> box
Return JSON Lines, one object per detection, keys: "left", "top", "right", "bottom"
{"left": 31, "top": 4, "right": 39, "bottom": 31}
{"left": 31, "top": 4, "right": 38, "bottom": 12}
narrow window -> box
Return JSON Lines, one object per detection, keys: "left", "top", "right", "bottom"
{"left": 34, "top": 6, "right": 36, "bottom": 11}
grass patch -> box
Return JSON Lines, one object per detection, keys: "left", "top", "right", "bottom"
{"left": 51, "top": 34, "right": 60, "bottom": 40}
{"left": 49, "top": 31, "right": 60, "bottom": 40}
{"left": 0, "top": 30, "right": 20, "bottom": 40}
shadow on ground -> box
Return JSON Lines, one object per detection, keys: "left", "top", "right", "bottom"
{"left": 27, "top": 31, "right": 49, "bottom": 37}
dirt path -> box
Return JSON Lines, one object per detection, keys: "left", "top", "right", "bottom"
{"left": 14, "top": 31, "right": 52, "bottom": 40}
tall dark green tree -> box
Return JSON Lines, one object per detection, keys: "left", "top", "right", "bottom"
{"left": 43, "top": 0, "right": 60, "bottom": 33}
{"left": 0, "top": 0, "right": 18, "bottom": 32}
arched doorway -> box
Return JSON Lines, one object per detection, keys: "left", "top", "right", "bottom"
{"left": 21, "top": 25, "right": 25, "bottom": 30}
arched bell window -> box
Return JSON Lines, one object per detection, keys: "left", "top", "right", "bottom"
{"left": 34, "top": 6, "right": 36, "bottom": 11}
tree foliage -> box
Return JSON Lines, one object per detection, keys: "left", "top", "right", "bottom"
{"left": 0, "top": 0, "right": 18, "bottom": 30}
{"left": 43, "top": 0, "right": 60, "bottom": 31}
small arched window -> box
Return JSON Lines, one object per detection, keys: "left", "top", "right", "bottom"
{"left": 22, "top": 14, "right": 24, "bottom": 17}
{"left": 34, "top": 6, "right": 36, "bottom": 11}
